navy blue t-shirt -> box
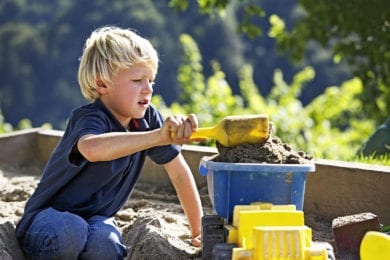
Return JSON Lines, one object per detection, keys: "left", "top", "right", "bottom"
{"left": 16, "top": 99, "right": 180, "bottom": 241}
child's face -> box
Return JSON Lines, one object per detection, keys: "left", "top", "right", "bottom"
{"left": 100, "top": 63, "right": 155, "bottom": 125}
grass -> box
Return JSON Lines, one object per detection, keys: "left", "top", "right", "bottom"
{"left": 352, "top": 154, "right": 390, "bottom": 166}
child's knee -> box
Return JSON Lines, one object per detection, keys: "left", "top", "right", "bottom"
{"left": 83, "top": 216, "right": 127, "bottom": 256}
{"left": 22, "top": 208, "right": 89, "bottom": 258}
{"left": 24, "top": 223, "right": 88, "bottom": 259}
{"left": 81, "top": 233, "right": 128, "bottom": 259}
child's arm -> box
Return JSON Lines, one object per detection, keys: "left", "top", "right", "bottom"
{"left": 164, "top": 153, "right": 203, "bottom": 247}
{"left": 77, "top": 129, "right": 163, "bottom": 162}
{"left": 77, "top": 114, "right": 198, "bottom": 162}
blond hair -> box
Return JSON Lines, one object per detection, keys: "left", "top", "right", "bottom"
{"left": 78, "top": 26, "right": 159, "bottom": 101}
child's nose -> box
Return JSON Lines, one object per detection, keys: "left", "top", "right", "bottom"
{"left": 143, "top": 81, "right": 154, "bottom": 92}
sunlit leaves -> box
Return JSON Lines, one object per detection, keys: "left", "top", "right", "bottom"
{"left": 268, "top": 14, "right": 285, "bottom": 38}
{"left": 172, "top": 0, "right": 390, "bottom": 124}
{"left": 274, "top": 0, "right": 390, "bottom": 123}
{"left": 152, "top": 33, "right": 376, "bottom": 160}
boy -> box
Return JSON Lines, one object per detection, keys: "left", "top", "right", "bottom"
{"left": 15, "top": 26, "right": 203, "bottom": 259}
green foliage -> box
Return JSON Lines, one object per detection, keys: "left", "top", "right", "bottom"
{"left": 176, "top": 34, "right": 206, "bottom": 114}
{"left": 170, "top": 0, "right": 229, "bottom": 14}
{"left": 154, "top": 34, "right": 376, "bottom": 161}
{"left": 1, "top": 0, "right": 253, "bottom": 128}
{"left": 0, "top": 111, "right": 52, "bottom": 134}
{"left": 238, "top": 66, "right": 373, "bottom": 160}
{"left": 169, "top": 0, "right": 265, "bottom": 38}
{"left": 154, "top": 33, "right": 245, "bottom": 146}
{"left": 238, "top": 3, "right": 265, "bottom": 39}
{"left": 16, "top": 118, "right": 32, "bottom": 129}
{"left": 270, "top": 1, "right": 390, "bottom": 123}
{"left": 304, "top": 79, "right": 375, "bottom": 159}
{"left": 157, "top": 34, "right": 241, "bottom": 124}
{"left": 1, "top": 0, "right": 385, "bottom": 163}
{"left": 0, "top": 110, "right": 13, "bottom": 133}
{"left": 170, "top": 0, "right": 390, "bottom": 126}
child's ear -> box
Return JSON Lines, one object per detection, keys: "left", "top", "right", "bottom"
{"left": 96, "top": 78, "right": 108, "bottom": 95}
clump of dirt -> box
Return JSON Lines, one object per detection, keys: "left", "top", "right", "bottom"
{"left": 212, "top": 136, "right": 313, "bottom": 164}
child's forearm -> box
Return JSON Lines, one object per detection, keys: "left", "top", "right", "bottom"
{"left": 177, "top": 180, "right": 203, "bottom": 238}
{"left": 164, "top": 155, "right": 203, "bottom": 239}
{"left": 77, "top": 129, "right": 164, "bottom": 162}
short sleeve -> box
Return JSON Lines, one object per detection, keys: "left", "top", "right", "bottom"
{"left": 142, "top": 105, "right": 182, "bottom": 164}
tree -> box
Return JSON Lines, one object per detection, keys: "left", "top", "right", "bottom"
{"left": 273, "top": 0, "right": 390, "bottom": 123}
{"left": 0, "top": 0, "right": 249, "bottom": 128}
{"left": 169, "top": 0, "right": 390, "bottom": 124}
{"left": 153, "top": 33, "right": 374, "bottom": 160}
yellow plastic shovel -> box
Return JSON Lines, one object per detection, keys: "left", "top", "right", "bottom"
{"left": 190, "top": 114, "right": 270, "bottom": 147}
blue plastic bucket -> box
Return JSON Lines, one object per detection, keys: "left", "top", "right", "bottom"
{"left": 199, "top": 157, "right": 315, "bottom": 222}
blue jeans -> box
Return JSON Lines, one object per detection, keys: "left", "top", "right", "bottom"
{"left": 22, "top": 207, "right": 128, "bottom": 259}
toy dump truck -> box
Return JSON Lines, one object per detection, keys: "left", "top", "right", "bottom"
{"left": 199, "top": 157, "right": 334, "bottom": 260}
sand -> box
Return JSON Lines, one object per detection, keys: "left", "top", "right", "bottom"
{"left": 0, "top": 168, "right": 334, "bottom": 259}
{"left": 0, "top": 137, "right": 335, "bottom": 259}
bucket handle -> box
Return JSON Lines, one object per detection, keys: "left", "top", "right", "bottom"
{"left": 199, "top": 161, "right": 209, "bottom": 176}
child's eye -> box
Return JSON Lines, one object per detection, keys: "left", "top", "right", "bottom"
{"left": 131, "top": 79, "right": 155, "bottom": 87}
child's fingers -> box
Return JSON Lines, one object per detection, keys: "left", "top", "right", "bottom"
{"left": 166, "top": 114, "right": 199, "bottom": 142}
{"left": 191, "top": 235, "right": 201, "bottom": 247}
{"left": 186, "top": 113, "right": 198, "bottom": 131}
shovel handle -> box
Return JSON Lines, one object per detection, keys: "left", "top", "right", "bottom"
{"left": 189, "top": 127, "right": 217, "bottom": 140}
{"left": 170, "top": 127, "right": 215, "bottom": 140}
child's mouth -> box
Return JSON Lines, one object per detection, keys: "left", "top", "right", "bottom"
{"left": 138, "top": 99, "right": 149, "bottom": 106}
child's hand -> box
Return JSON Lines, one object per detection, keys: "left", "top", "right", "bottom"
{"left": 191, "top": 234, "right": 201, "bottom": 247}
{"left": 162, "top": 114, "right": 198, "bottom": 144}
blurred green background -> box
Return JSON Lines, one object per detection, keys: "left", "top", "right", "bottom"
{"left": 0, "top": 0, "right": 389, "bottom": 162}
